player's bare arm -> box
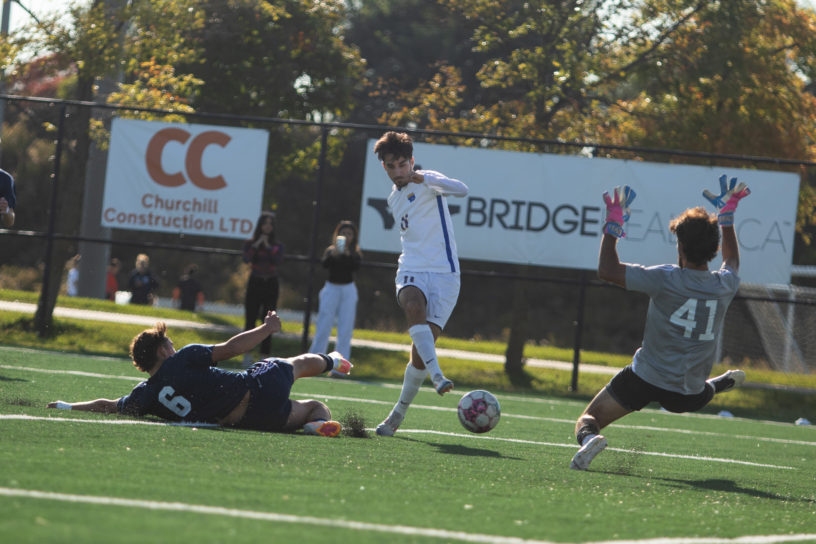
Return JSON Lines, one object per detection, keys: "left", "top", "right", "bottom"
{"left": 47, "top": 398, "right": 119, "bottom": 413}
{"left": 720, "top": 225, "right": 739, "bottom": 273}
{"left": 212, "top": 311, "right": 281, "bottom": 362}
{"left": 598, "top": 234, "right": 626, "bottom": 287}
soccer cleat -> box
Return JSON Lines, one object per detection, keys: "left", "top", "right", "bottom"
{"left": 302, "top": 420, "right": 342, "bottom": 437}
{"left": 570, "top": 434, "right": 607, "bottom": 471}
{"left": 432, "top": 374, "right": 454, "bottom": 396}
{"left": 708, "top": 369, "right": 746, "bottom": 394}
{"left": 328, "top": 351, "right": 353, "bottom": 375}
{"left": 375, "top": 411, "right": 404, "bottom": 437}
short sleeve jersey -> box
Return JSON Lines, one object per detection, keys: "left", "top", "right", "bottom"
{"left": 387, "top": 170, "right": 468, "bottom": 274}
{"left": 625, "top": 264, "right": 740, "bottom": 395}
{"left": 117, "top": 344, "right": 249, "bottom": 422}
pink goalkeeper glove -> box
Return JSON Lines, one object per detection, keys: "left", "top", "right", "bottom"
{"left": 602, "top": 185, "right": 636, "bottom": 238}
{"left": 703, "top": 175, "right": 751, "bottom": 227}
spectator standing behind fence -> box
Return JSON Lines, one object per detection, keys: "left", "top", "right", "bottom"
{"left": 66, "top": 254, "right": 81, "bottom": 297}
{"left": 173, "top": 264, "right": 205, "bottom": 312}
{"left": 243, "top": 211, "right": 284, "bottom": 364}
{"left": 128, "top": 253, "right": 160, "bottom": 305}
{"left": 309, "top": 221, "right": 362, "bottom": 370}
{"left": 106, "top": 258, "right": 121, "bottom": 301}
{"left": 0, "top": 168, "right": 16, "bottom": 228}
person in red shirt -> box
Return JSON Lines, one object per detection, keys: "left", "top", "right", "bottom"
{"left": 242, "top": 212, "right": 284, "bottom": 361}
{"left": 105, "top": 258, "right": 120, "bottom": 301}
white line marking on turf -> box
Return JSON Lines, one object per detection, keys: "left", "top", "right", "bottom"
{"left": 0, "top": 364, "right": 141, "bottom": 381}
{"left": 1, "top": 414, "right": 794, "bottom": 470}
{"left": 376, "top": 429, "right": 795, "bottom": 470}
{"left": 297, "top": 393, "right": 816, "bottom": 448}
{"left": 0, "top": 486, "right": 560, "bottom": 544}
{"left": 1, "top": 487, "right": 814, "bottom": 544}
{"left": 0, "top": 414, "right": 219, "bottom": 427}
{"left": 4, "top": 363, "right": 815, "bottom": 449}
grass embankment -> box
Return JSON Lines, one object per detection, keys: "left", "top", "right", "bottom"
{"left": 1, "top": 289, "right": 814, "bottom": 424}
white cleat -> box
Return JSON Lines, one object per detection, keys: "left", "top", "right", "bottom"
{"left": 375, "top": 411, "right": 404, "bottom": 437}
{"left": 708, "top": 369, "right": 745, "bottom": 394}
{"left": 432, "top": 374, "right": 454, "bottom": 396}
{"left": 570, "top": 435, "right": 607, "bottom": 471}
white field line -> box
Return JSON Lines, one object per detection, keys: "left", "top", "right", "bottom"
{"left": 3, "top": 364, "right": 815, "bottom": 449}
{"left": 0, "top": 364, "right": 142, "bottom": 381}
{"left": 363, "top": 429, "right": 795, "bottom": 470}
{"left": 0, "top": 414, "right": 796, "bottom": 471}
{"left": 0, "top": 487, "right": 814, "bottom": 544}
{"left": 0, "top": 415, "right": 219, "bottom": 427}
{"left": 298, "top": 392, "right": 816, "bottom": 448}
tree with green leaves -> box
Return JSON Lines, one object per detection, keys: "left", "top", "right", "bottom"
{"left": 11, "top": 0, "right": 203, "bottom": 335}
{"left": 374, "top": 0, "right": 816, "bottom": 376}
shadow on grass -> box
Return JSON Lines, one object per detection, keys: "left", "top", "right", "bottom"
{"left": 0, "top": 374, "right": 28, "bottom": 382}
{"left": 600, "top": 468, "right": 814, "bottom": 503}
{"left": 398, "top": 436, "right": 522, "bottom": 459}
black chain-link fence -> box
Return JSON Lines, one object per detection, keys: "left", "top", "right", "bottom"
{"left": 2, "top": 95, "right": 815, "bottom": 376}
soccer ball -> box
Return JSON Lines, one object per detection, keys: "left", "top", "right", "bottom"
{"left": 457, "top": 390, "right": 500, "bottom": 433}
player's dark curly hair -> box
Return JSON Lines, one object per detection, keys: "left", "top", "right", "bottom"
{"left": 374, "top": 131, "right": 413, "bottom": 161}
{"left": 670, "top": 207, "right": 720, "bottom": 266}
{"left": 129, "top": 322, "right": 168, "bottom": 372}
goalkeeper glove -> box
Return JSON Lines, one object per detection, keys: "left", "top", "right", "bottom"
{"left": 602, "top": 185, "right": 636, "bottom": 238}
{"left": 703, "top": 175, "right": 751, "bottom": 227}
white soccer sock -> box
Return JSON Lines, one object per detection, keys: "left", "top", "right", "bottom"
{"left": 409, "top": 324, "right": 445, "bottom": 384}
{"left": 394, "top": 363, "right": 428, "bottom": 417}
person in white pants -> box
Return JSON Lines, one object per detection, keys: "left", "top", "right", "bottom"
{"left": 310, "top": 221, "right": 362, "bottom": 367}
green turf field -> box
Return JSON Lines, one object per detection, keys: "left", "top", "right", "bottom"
{"left": 1, "top": 345, "right": 815, "bottom": 544}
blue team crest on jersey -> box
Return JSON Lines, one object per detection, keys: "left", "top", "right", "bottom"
{"left": 407, "top": 192, "right": 416, "bottom": 202}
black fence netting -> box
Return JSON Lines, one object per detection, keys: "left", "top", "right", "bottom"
{"left": 1, "top": 95, "right": 815, "bottom": 374}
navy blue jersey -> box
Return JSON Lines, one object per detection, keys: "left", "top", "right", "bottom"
{"left": 0, "top": 169, "right": 16, "bottom": 209}
{"left": 117, "top": 344, "right": 249, "bottom": 422}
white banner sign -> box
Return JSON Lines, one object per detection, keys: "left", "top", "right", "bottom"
{"left": 359, "top": 141, "right": 800, "bottom": 285}
{"left": 101, "top": 118, "right": 269, "bottom": 239}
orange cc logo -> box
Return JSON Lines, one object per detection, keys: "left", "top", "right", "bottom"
{"left": 145, "top": 128, "right": 231, "bottom": 190}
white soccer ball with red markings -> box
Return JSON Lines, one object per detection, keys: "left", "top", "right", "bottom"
{"left": 457, "top": 390, "right": 500, "bottom": 433}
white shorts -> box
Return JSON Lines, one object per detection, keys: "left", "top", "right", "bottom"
{"left": 395, "top": 270, "right": 460, "bottom": 329}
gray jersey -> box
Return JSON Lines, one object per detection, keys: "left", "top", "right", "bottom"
{"left": 625, "top": 263, "right": 740, "bottom": 395}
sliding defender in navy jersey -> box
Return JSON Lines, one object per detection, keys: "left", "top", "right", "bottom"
{"left": 373, "top": 131, "right": 469, "bottom": 437}
{"left": 48, "top": 311, "right": 353, "bottom": 437}
{"left": 570, "top": 178, "right": 750, "bottom": 471}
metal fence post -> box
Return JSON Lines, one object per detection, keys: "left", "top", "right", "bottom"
{"left": 570, "top": 271, "right": 588, "bottom": 391}
{"left": 300, "top": 125, "right": 328, "bottom": 352}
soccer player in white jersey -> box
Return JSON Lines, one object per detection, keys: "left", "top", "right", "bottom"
{"left": 373, "top": 131, "right": 469, "bottom": 437}
{"left": 570, "top": 177, "right": 750, "bottom": 470}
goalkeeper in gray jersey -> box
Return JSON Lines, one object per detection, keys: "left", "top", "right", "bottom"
{"left": 570, "top": 176, "right": 751, "bottom": 471}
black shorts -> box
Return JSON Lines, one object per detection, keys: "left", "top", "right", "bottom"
{"left": 606, "top": 365, "right": 714, "bottom": 413}
{"left": 239, "top": 359, "right": 295, "bottom": 431}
